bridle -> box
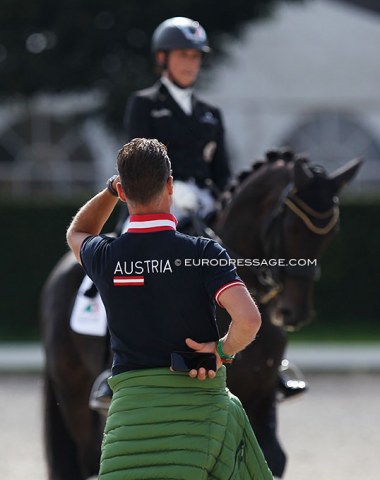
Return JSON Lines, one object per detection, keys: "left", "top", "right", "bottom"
{"left": 260, "top": 183, "right": 340, "bottom": 299}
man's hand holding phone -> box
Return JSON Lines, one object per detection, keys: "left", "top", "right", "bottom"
{"left": 174, "top": 338, "right": 222, "bottom": 381}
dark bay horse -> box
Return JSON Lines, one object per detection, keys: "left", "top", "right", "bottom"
{"left": 40, "top": 150, "right": 362, "bottom": 479}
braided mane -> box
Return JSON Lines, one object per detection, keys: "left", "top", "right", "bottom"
{"left": 224, "top": 147, "right": 297, "bottom": 197}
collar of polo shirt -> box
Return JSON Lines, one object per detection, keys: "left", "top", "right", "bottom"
{"left": 126, "top": 213, "right": 178, "bottom": 233}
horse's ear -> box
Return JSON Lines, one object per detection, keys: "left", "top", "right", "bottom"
{"left": 279, "top": 146, "right": 294, "bottom": 163}
{"left": 294, "top": 155, "right": 313, "bottom": 189}
{"left": 265, "top": 149, "right": 281, "bottom": 162}
{"left": 330, "top": 157, "right": 364, "bottom": 192}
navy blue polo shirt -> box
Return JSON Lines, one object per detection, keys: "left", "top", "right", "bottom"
{"left": 80, "top": 213, "right": 243, "bottom": 374}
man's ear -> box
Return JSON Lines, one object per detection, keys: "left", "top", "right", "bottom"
{"left": 167, "top": 175, "right": 174, "bottom": 195}
{"left": 116, "top": 182, "right": 127, "bottom": 202}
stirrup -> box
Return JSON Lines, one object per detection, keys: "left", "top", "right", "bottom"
{"left": 89, "top": 369, "right": 112, "bottom": 413}
{"left": 277, "top": 359, "right": 308, "bottom": 402}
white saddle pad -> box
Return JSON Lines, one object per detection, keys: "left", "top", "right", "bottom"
{"left": 70, "top": 275, "right": 107, "bottom": 336}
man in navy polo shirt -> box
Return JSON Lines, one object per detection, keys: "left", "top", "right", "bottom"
{"left": 66, "top": 138, "right": 272, "bottom": 479}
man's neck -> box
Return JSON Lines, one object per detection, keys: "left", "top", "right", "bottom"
{"left": 127, "top": 199, "right": 171, "bottom": 216}
{"left": 129, "top": 207, "right": 171, "bottom": 215}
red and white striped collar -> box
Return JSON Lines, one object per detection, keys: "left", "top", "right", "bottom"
{"left": 125, "top": 213, "right": 178, "bottom": 233}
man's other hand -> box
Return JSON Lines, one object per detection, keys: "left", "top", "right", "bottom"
{"left": 185, "top": 338, "right": 221, "bottom": 380}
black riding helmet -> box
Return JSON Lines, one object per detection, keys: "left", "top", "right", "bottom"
{"left": 152, "top": 17, "right": 210, "bottom": 54}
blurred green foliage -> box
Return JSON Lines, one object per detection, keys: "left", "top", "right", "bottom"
{"left": 0, "top": 200, "right": 121, "bottom": 340}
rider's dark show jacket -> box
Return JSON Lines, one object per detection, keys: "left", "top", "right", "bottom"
{"left": 124, "top": 80, "right": 231, "bottom": 191}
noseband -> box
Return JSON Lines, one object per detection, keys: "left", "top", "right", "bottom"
{"left": 284, "top": 192, "right": 339, "bottom": 236}
{"left": 262, "top": 184, "right": 340, "bottom": 294}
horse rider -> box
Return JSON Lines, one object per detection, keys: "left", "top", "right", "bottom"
{"left": 66, "top": 138, "right": 273, "bottom": 479}
{"left": 116, "top": 16, "right": 231, "bottom": 231}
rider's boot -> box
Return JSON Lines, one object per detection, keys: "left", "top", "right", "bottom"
{"left": 89, "top": 369, "right": 113, "bottom": 413}
{"left": 277, "top": 359, "right": 308, "bottom": 402}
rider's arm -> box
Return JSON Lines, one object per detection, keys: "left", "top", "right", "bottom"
{"left": 66, "top": 177, "right": 120, "bottom": 264}
{"left": 209, "top": 109, "right": 231, "bottom": 191}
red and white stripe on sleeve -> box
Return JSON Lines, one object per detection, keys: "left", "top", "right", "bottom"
{"left": 215, "top": 281, "right": 245, "bottom": 308}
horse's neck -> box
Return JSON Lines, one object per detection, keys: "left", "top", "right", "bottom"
{"left": 216, "top": 162, "right": 291, "bottom": 258}
{"left": 215, "top": 200, "right": 263, "bottom": 258}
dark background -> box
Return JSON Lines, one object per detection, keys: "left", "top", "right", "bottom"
{"left": 0, "top": 0, "right": 304, "bottom": 131}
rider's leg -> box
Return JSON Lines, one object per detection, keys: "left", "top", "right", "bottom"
{"left": 89, "top": 370, "right": 112, "bottom": 413}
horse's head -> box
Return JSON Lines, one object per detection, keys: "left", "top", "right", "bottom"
{"left": 271, "top": 155, "right": 363, "bottom": 330}
{"left": 216, "top": 150, "right": 363, "bottom": 331}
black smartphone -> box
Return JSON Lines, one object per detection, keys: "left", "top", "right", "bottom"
{"left": 170, "top": 351, "right": 217, "bottom": 372}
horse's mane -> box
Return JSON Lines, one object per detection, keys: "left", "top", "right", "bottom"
{"left": 221, "top": 146, "right": 334, "bottom": 218}
{"left": 221, "top": 147, "right": 297, "bottom": 208}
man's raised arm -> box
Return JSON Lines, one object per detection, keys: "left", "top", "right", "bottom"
{"left": 66, "top": 176, "right": 120, "bottom": 264}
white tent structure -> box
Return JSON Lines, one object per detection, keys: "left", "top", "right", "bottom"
{"left": 202, "top": 0, "right": 380, "bottom": 193}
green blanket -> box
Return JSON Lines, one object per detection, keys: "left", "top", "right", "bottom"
{"left": 99, "top": 367, "right": 273, "bottom": 480}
